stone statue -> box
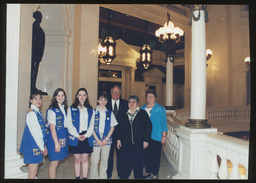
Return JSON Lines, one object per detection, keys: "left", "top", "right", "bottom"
{"left": 30, "top": 10, "right": 48, "bottom": 95}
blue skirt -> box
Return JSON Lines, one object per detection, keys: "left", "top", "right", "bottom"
{"left": 48, "top": 145, "right": 68, "bottom": 161}
{"left": 23, "top": 149, "right": 43, "bottom": 164}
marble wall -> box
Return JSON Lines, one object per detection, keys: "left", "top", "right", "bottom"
{"left": 206, "top": 5, "right": 249, "bottom": 106}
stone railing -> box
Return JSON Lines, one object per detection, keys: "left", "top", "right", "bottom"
{"left": 173, "top": 105, "right": 250, "bottom": 132}
{"left": 162, "top": 117, "right": 180, "bottom": 175}
{"left": 175, "top": 49, "right": 184, "bottom": 60}
{"left": 163, "top": 106, "right": 250, "bottom": 179}
{"left": 208, "top": 133, "right": 249, "bottom": 179}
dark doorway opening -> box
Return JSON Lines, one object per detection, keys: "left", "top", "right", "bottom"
{"left": 98, "top": 81, "right": 122, "bottom": 100}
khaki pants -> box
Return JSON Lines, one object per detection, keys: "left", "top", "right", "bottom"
{"left": 90, "top": 133, "right": 111, "bottom": 179}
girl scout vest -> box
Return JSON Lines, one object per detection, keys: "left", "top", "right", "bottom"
{"left": 46, "top": 107, "right": 68, "bottom": 149}
{"left": 20, "top": 109, "right": 46, "bottom": 157}
{"left": 67, "top": 106, "right": 93, "bottom": 146}
{"left": 88, "top": 109, "right": 112, "bottom": 147}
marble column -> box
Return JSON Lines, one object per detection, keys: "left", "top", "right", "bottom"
{"left": 5, "top": 4, "right": 36, "bottom": 178}
{"left": 185, "top": 7, "right": 211, "bottom": 128}
{"left": 165, "top": 57, "right": 175, "bottom": 111}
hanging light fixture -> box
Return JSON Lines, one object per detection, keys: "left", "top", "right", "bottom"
{"left": 101, "top": 9, "right": 116, "bottom": 65}
{"left": 139, "top": 21, "right": 152, "bottom": 69}
{"left": 98, "top": 42, "right": 106, "bottom": 61}
{"left": 155, "top": 12, "right": 184, "bottom": 61}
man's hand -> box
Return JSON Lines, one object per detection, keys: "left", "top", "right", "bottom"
{"left": 117, "top": 140, "right": 122, "bottom": 150}
{"left": 143, "top": 141, "right": 149, "bottom": 149}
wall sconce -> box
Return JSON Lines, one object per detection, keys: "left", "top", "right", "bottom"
{"left": 244, "top": 56, "right": 250, "bottom": 64}
{"left": 244, "top": 56, "right": 250, "bottom": 72}
{"left": 206, "top": 49, "right": 213, "bottom": 67}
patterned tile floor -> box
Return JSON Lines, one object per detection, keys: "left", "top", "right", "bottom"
{"left": 37, "top": 149, "right": 173, "bottom": 179}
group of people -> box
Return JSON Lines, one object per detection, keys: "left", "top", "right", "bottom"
{"left": 19, "top": 85, "right": 168, "bottom": 179}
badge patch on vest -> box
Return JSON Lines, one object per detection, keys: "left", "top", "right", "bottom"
{"left": 33, "top": 148, "right": 41, "bottom": 156}
{"left": 59, "top": 138, "right": 66, "bottom": 147}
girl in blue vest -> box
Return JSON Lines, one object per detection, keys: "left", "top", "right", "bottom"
{"left": 20, "top": 92, "right": 47, "bottom": 179}
{"left": 89, "top": 94, "right": 118, "bottom": 179}
{"left": 66, "top": 88, "right": 95, "bottom": 179}
{"left": 46, "top": 88, "right": 68, "bottom": 179}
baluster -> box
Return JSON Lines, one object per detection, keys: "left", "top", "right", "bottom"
{"left": 229, "top": 162, "right": 240, "bottom": 179}
{"left": 229, "top": 152, "right": 240, "bottom": 179}
{"left": 175, "top": 139, "right": 179, "bottom": 161}
{"left": 173, "top": 136, "right": 178, "bottom": 157}
{"left": 218, "top": 155, "right": 229, "bottom": 179}
{"left": 209, "top": 150, "right": 218, "bottom": 179}
{"left": 170, "top": 133, "right": 175, "bottom": 156}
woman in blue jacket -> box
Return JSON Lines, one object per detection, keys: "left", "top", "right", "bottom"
{"left": 141, "top": 90, "right": 168, "bottom": 180}
{"left": 46, "top": 88, "right": 68, "bottom": 179}
{"left": 20, "top": 92, "right": 47, "bottom": 179}
{"left": 66, "top": 88, "right": 95, "bottom": 179}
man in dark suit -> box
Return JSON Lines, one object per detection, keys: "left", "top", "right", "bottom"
{"left": 106, "top": 85, "right": 128, "bottom": 179}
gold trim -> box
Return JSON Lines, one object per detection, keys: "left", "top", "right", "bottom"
{"left": 185, "top": 118, "right": 211, "bottom": 129}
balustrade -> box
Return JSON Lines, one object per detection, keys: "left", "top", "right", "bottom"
{"left": 163, "top": 118, "right": 180, "bottom": 175}
{"left": 164, "top": 106, "right": 250, "bottom": 179}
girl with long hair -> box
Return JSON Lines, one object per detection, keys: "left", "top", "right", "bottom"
{"left": 66, "top": 88, "right": 95, "bottom": 179}
{"left": 20, "top": 92, "right": 47, "bottom": 179}
{"left": 46, "top": 88, "right": 68, "bottom": 179}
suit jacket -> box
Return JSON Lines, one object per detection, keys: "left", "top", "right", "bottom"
{"left": 106, "top": 98, "right": 128, "bottom": 141}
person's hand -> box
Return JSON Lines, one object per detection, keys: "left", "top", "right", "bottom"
{"left": 55, "top": 143, "right": 61, "bottom": 152}
{"left": 143, "top": 141, "right": 149, "bottom": 149}
{"left": 42, "top": 146, "right": 48, "bottom": 157}
{"left": 78, "top": 135, "right": 86, "bottom": 141}
{"left": 117, "top": 140, "right": 122, "bottom": 150}
{"left": 161, "top": 136, "right": 167, "bottom": 144}
{"left": 102, "top": 138, "right": 108, "bottom": 146}
{"left": 97, "top": 139, "right": 104, "bottom": 146}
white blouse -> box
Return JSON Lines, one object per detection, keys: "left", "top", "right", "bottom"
{"left": 66, "top": 106, "right": 95, "bottom": 138}
{"left": 26, "top": 104, "right": 45, "bottom": 151}
{"left": 47, "top": 103, "right": 67, "bottom": 127}
{"left": 95, "top": 105, "right": 118, "bottom": 133}
{"left": 145, "top": 107, "right": 152, "bottom": 117}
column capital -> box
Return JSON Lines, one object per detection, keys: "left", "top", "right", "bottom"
{"left": 189, "top": 4, "right": 209, "bottom": 24}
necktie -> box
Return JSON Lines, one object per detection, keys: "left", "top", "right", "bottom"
{"left": 113, "top": 102, "right": 118, "bottom": 117}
